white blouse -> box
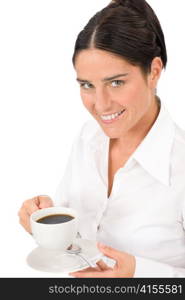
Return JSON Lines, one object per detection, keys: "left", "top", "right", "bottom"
{"left": 53, "top": 101, "right": 185, "bottom": 277}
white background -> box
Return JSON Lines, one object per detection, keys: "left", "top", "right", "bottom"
{"left": 0, "top": 0, "right": 185, "bottom": 276}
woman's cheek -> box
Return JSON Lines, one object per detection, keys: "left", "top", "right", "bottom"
{"left": 81, "top": 94, "right": 93, "bottom": 111}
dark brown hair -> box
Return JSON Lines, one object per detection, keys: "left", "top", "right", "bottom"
{"left": 72, "top": 0, "right": 167, "bottom": 75}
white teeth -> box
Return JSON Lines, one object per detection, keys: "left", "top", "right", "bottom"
{"left": 101, "top": 110, "right": 124, "bottom": 121}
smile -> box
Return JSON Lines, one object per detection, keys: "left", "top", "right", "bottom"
{"left": 100, "top": 109, "right": 125, "bottom": 123}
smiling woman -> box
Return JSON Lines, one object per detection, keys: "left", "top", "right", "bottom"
{"left": 74, "top": 49, "right": 161, "bottom": 141}
{"left": 18, "top": 0, "right": 185, "bottom": 278}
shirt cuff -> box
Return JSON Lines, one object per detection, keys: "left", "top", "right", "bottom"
{"left": 134, "top": 256, "right": 174, "bottom": 277}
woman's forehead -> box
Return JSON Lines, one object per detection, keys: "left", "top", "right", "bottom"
{"left": 75, "top": 49, "right": 135, "bottom": 74}
{"left": 74, "top": 49, "right": 144, "bottom": 81}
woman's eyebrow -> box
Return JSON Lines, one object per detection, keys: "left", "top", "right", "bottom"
{"left": 76, "top": 73, "right": 129, "bottom": 83}
{"left": 102, "top": 73, "right": 129, "bottom": 82}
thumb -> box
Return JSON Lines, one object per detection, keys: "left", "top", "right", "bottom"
{"left": 38, "top": 195, "right": 53, "bottom": 209}
{"left": 97, "top": 242, "right": 122, "bottom": 261}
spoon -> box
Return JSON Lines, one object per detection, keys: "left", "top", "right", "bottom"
{"left": 66, "top": 244, "right": 96, "bottom": 268}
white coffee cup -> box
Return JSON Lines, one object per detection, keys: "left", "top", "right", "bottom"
{"left": 30, "top": 206, "right": 78, "bottom": 251}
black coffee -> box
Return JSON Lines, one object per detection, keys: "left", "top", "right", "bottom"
{"left": 36, "top": 214, "right": 74, "bottom": 224}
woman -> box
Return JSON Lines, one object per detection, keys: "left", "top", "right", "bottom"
{"left": 18, "top": 0, "right": 185, "bottom": 277}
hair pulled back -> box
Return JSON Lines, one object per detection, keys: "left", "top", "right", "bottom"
{"left": 72, "top": 0, "right": 167, "bottom": 74}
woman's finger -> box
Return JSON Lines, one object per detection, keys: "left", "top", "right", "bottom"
{"left": 38, "top": 195, "right": 53, "bottom": 209}
{"left": 96, "top": 259, "right": 111, "bottom": 271}
{"left": 19, "top": 211, "right": 32, "bottom": 233}
{"left": 97, "top": 242, "right": 123, "bottom": 262}
{"left": 22, "top": 198, "right": 40, "bottom": 215}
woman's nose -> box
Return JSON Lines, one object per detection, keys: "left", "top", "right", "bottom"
{"left": 94, "top": 88, "right": 112, "bottom": 113}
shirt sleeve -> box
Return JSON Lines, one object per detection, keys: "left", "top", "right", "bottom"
{"left": 52, "top": 159, "right": 72, "bottom": 207}
{"left": 52, "top": 136, "right": 78, "bottom": 207}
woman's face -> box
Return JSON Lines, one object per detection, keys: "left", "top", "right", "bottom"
{"left": 75, "top": 49, "right": 161, "bottom": 139}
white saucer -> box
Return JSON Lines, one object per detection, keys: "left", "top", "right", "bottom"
{"left": 26, "top": 238, "right": 103, "bottom": 274}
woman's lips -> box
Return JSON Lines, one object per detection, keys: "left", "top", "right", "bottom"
{"left": 100, "top": 109, "right": 126, "bottom": 124}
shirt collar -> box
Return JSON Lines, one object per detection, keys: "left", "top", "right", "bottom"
{"left": 132, "top": 100, "right": 175, "bottom": 186}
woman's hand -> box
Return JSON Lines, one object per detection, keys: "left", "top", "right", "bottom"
{"left": 70, "top": 242, "right": 136, "bottom": 278}
{"left": 18, "top": 195, "right": 53, "bottom": 233}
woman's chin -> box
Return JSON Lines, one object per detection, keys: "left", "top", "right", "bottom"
{"left": 101, "top": 127, "right": 126, "bottom": 139}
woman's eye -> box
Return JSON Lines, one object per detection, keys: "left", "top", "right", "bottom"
{"left": 80, "top": 82, "right": 93, "bottom": 89}
{"left": 111, "top": 80, "right": 124, "bottom": 87}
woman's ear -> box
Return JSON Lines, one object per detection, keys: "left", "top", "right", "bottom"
{"left": 148, "top": 57, "right": 163, "bottom": 89}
